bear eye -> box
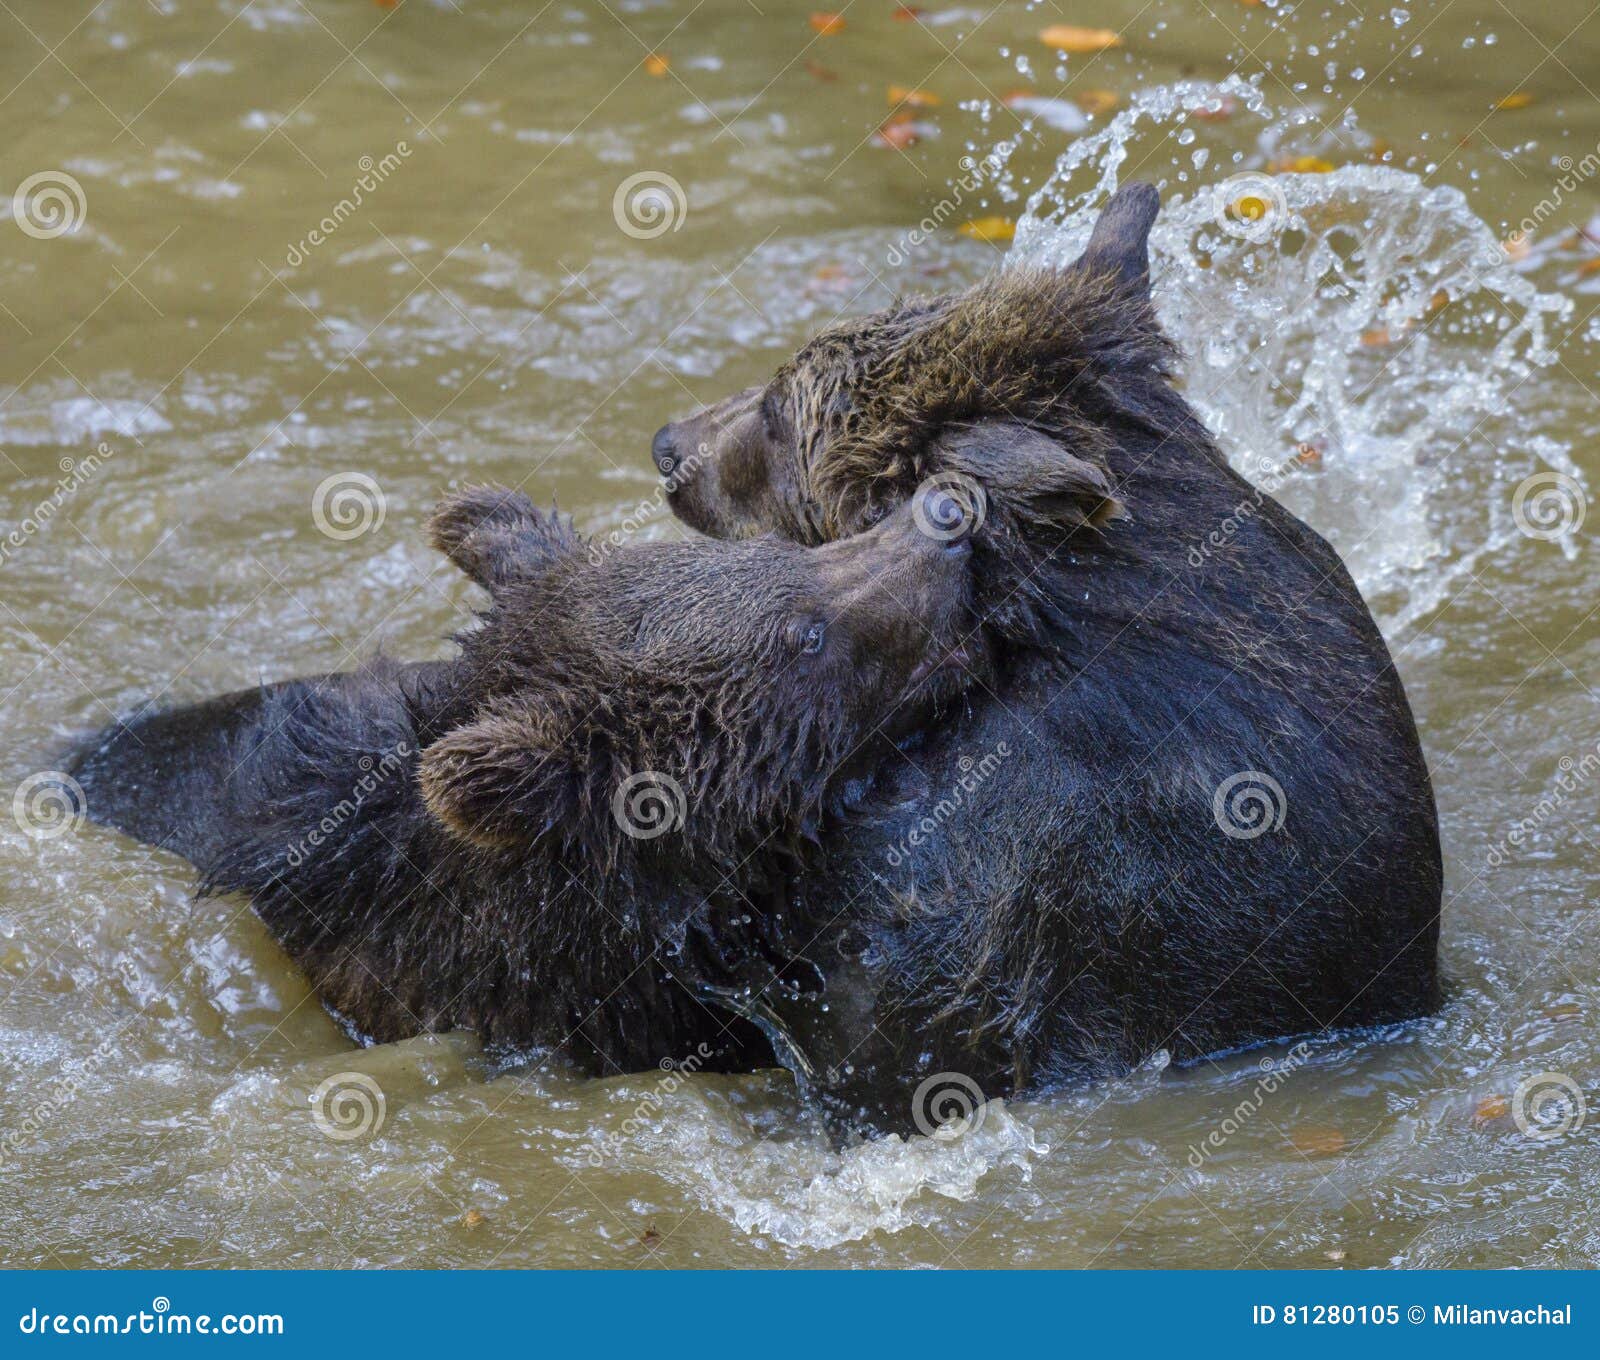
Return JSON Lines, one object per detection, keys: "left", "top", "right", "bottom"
{"left": 785, "top": 618, "right": 827, "bottom": 656}
{"left": 862, "top": 501, "right": 889, "bottom": 527}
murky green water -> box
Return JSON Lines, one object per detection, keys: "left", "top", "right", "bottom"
{"left": 3, "top": 0, "right": 1599, "bottom": 1268}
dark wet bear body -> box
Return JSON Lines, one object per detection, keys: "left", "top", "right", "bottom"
{"left": 71, "top": 186, "right": 1440, "bottom": 1139}
{"left": 650, "top": 184, "right": 1442, "bottom": 1131}
{"left": 70, "top": 487, "right": 982, "bottom": 1086}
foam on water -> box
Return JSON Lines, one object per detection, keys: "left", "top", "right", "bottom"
{"left": 1002, "top": 78, "right": 1579, "bottom": 630}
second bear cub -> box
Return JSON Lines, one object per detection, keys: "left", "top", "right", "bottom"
{"left": 420, "top": 480, "right": 986, "bottom": 862}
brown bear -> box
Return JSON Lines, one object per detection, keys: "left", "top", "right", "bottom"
{"left": 69, "top": 482, "right": 984, "bottom": 1080}
{"left": 646, "top": 183, "right": 1443, "bottom": 1135}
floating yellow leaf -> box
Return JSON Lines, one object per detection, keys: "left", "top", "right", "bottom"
{"left": 1271, "top": 155, "right": 1335, "bottom": 174}
{"left": 1228, "top": 193, "right": 1273, "bottom": 223}
{"left": 1496, "top": 91, "right": 1535, "bottom": 111}
{"left": 1075, "top": 88, "right": 1120, "bottom": 114}
{"left": 642, "top": 52, "right": 670, "bottom": 77}
{"left": 959, "top": 216, "right": 1016, "bottom": 242}
{"left": 809, "top": 11, "right": 845, "bottom": 35}
{"left": 1039, "top": 25, "right": 1123, "bottom": 53}
{"left": 888, "top": 84, "right": 941, "bottom": 108}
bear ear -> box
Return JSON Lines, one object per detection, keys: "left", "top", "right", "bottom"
{"left": 428, "top": 484, "right": 583, "bottom": 593}
{"left": 934, "top": 419, "right": 1123, "bottom": 530}
{"left": 1074, "top": 182, "right": 1160, "bottom": 295}
{"left": 418, "top": 699, "right": 586, "bottom": 851}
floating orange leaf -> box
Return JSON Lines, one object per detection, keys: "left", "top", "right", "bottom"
{"left": 1294, "top": 442, "right": 1324, "bottom": 467}
{"left": 1001, "top": 88, "right": 1032, "bottom": 106}
{"left": 373, "top": 0, "right": 399, "bottom": 8}
{"left": 1075, "top": 88, "right": 1120, "bottom": 114}
{"left": 892, "top": 4, "right": 924, "bottom": 18}
{"left": 643, "top": 52, "right": 670, "bottom": 77}
{"left": 804, "top": 59, "right": 838, "bottom": 82}
{"left": 1503, "top": 234, "right": 1532, "bottom": 261}
{"left": 1495, "top": 91, "right": 1535, "bottom": 111}
{"left": 1579, "top": 258, "right": 1600, "bottom": 276}
{"left": 1289, "top": 1124, "right": 1347, "bottom": 1157}
{"left": 959, "top": 216, "right": 1016, "bottom": 243}
{"left": 1039, "top": 25, "right": 1123, "bottom": 53}
{"left": 875, "top": 118, "right": 920, "bottom": 150}
{"left": 888, "top": 84, "right": 941, "bottom": 108}
{"left": 1474, "top": 1095, "right": 1510, "bottom": 1125}
{"left": 810, "top": 11, "right": 845, "bottom": 35}
{"left": 1361, "top": 327, "right": 1393, "bottom": 348}
{"left": 461, "top": 1209, "right": 487, "bottom": 1228}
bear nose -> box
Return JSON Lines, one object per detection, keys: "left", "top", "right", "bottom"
{"left": 651, "top": 425, "right": 679, "bottom": 477}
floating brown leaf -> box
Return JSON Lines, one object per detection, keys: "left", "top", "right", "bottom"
{"left": 1289, "top": 1124, "right": 1347, "bottom": 1157}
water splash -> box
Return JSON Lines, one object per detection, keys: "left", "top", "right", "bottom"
{"left": 1004, "top": 79, "right": 1578, "bottom": 630}
{"left": 577, "top": 1077, "right": 1047, "bottom": 1250}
